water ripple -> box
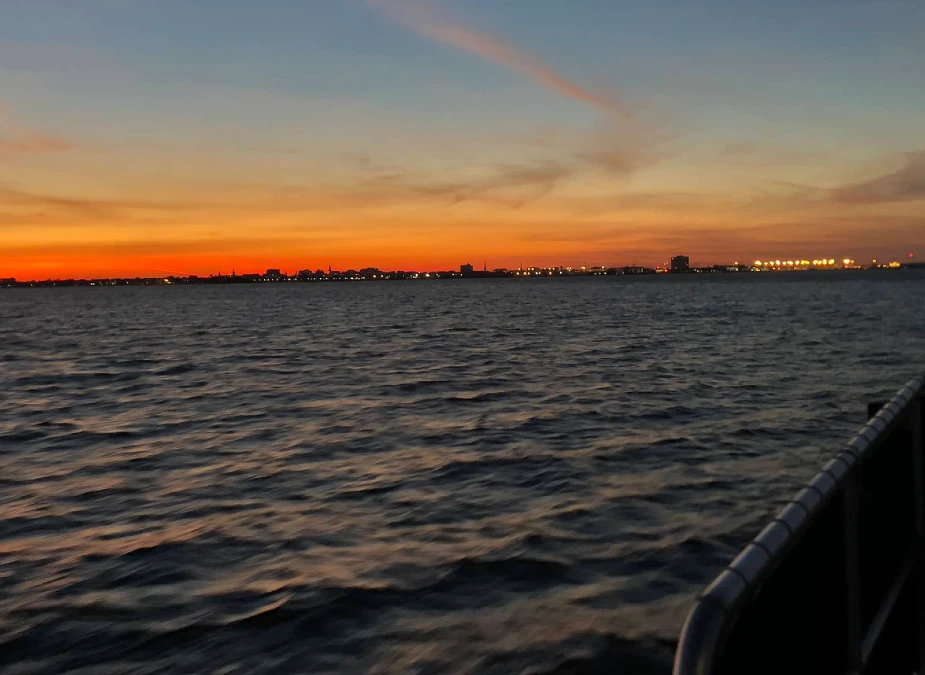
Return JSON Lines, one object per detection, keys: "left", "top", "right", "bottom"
{"left": 1, "top": 273, "right": 924, "bottom": 673}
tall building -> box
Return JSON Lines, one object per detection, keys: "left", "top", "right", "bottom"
{"left": 670, "top": 255, "right": 691, "bottom": 273}
{"left": 460, "top": 263, "right": 475, "bottom": 275}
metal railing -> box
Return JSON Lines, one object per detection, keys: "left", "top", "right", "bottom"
{"left": 674, "top": 372, "right": 925, "bottom": 675}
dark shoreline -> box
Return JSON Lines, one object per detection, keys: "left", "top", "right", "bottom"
{"left": 2, "top": 266, "right": 921, "bottom": 289}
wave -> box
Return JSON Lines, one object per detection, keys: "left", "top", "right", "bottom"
{"left": 441, "top": 391, "right": 511, "bottom": 404}
{"left": 3, "top": 277, "right": 923, "bottom": 673}
{"left": 534, "top": 634, "right": 676, "bottom": 675}
{"left": 155, "top": 363, "right": 198, "bottom": 376}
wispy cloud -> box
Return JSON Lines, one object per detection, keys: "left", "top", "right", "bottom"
{"left": 574, "top": 117, "right": 666, "bottom": 175}
{"left": 722, "top": 142, "right": 758, "bottom": 156}
{"left": 0, "top": 135, "right": 75, "bottom": 153}
{"left": 367, "top": 0, "right": 630, "bottom": 117}
{"left": 0, "top": 183, "right": 217, "bottom": 222}
{"left": 0, "top": 102, "right": 76, "bottom": 155}
{"left": 290, "top": 159, "right": 574, "bottom": 210}
{"left": 831, "top": 150, "right": 925, "bottom": 203}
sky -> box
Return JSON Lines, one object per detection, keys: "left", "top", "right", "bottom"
{"left": 1, "top": 0, "right": 924, "bottom": 278}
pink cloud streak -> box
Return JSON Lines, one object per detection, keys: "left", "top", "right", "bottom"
{"left": 368, "top": 0, "right": 630, "bottom": 118}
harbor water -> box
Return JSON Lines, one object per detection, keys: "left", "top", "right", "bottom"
{"left": 2, "top": 272, "right": 925, "bottom": 674}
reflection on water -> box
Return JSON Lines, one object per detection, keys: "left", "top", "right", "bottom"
{"left": 1, "top": 273, "right": 924, "bottom": 673}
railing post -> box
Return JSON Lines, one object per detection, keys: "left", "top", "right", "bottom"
{"left": 912, "top": 393, "right": 925, "bottom": 674}
{"left": 844, "top": 470, "right": 864, "bottom": 674}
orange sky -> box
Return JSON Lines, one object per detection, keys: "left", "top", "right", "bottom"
{"left": 3, "top": 147, "right": 922, "bottom": 279}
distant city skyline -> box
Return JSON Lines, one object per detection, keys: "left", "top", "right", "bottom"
{"left": 2, "top": 249, "right": 918, "bottom": 281}
{"left": 1, "top": 1, "right": 923, "bottom": 279}
{"left": 3, "top": 253, "right": 919, "bottom": 286}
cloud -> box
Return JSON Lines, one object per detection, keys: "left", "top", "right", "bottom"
{"left": 1, "top": 236, "right": 338, "bottom": 257}
{"left": 0, "top": 157, "right": 575, "bottom": 228}
{"left": 327, "top": 159, "right": 573, "bottom": 209}
{"left": 831, "top": 151, "right": 925, "bottom": 203}
{"left": 576, "top": 146, "right": 644, "bottom": 175}
{"left": 0, "top": 102, "right": 76, "bottom": 155}
{"left": 574, "top": 118, "right": 666, "bottom": 175}
{"left": 367, "top": 0, "right": 630, "bottom": 117}
{"left": 0, "top": 134, "right": 75, "bottom": 153}
{"left": 286, "top": 126, "right": 664, "bottom": 211}
{"left": 722, "top": 142, "right": 758, "bottom": 156}
{"left": 718, "top": 143, "right": 822, "bottom": 168}
{"left": 0, "top": 184, "right": 216, "bottom": 222}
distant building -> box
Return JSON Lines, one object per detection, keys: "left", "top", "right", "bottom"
{"left": 264, "top": 268, "right": 284, "bottom": 281}
{"left": 0, "top": 278, "right": 16, "bottom": 286}
{"left": 460, "top": 263, "right": 475, "bottom": 275}
{"left": 670, "top": 255, "right": 691, "bottom": 273}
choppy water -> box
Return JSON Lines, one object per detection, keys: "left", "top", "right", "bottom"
{"left": 2, "top": 272, "right": 925, "bottom": 674}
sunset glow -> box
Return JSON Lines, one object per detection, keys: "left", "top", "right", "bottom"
{"left": 2, "top": 0, "right": 924, "bottom": 278}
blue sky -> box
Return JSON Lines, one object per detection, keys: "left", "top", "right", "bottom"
{"left": 5, "top": 0, "right": 923, "bottom": 137}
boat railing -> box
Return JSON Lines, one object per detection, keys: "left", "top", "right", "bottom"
{"left": 674, "top": 372, "right": 925, "bottom": 675}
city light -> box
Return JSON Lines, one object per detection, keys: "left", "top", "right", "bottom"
{"left": 743, "top": 257, "right": 878, "bottom": 271}
{"left": 4, "top": 251, "right": 916, "bottom": 288}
